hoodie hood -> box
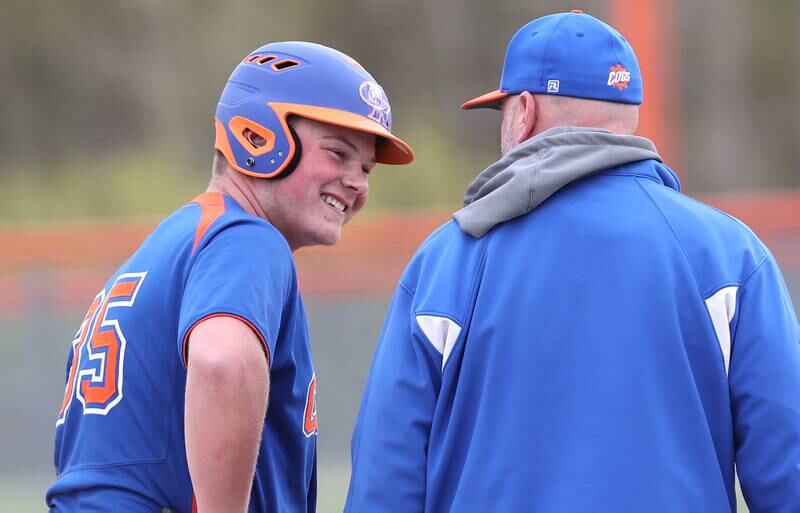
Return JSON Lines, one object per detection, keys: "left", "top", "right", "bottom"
{"left": 453, "top": 127, "right": 664, "bottom": 237}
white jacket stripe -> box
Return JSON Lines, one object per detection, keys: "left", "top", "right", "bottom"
{"left": 704, "top": 286, "right": 738, "bottom": 375}
{"left": 416, "top": 315, "right": 462, "bottom": 370}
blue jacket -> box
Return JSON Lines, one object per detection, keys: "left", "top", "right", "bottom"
{"left": 346, "top": 128, "right": 800, "bottom": 513}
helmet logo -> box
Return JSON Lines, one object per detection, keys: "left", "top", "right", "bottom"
{"left": 359, "top": 81, "right": 392, "bottom": 130}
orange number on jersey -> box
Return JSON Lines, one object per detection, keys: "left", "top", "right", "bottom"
{"left": 303, "top": 373, "right": 318, "bottom": 437}
{"left": 56, "top": 272, "right": 147, "bottom": 425}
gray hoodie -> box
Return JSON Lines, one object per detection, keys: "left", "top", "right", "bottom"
{"left": 453, "top": 127, "right": 662, "bottom": 238}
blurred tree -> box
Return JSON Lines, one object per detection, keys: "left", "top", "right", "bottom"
{"left": 681, "top": 0, "right": 757, "bottom": 192}
{"left": 0, "top": 0, "right": 797, "bottom": 221}
{"left": 747, "top": 0, "right": 799, "bottom": 188}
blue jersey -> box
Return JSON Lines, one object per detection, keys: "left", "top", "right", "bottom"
{"left": 346, "top": 160, "right": 800, "bottom": 512}
{"left": 48, "top": 192, "right": 318, "bottom": 513}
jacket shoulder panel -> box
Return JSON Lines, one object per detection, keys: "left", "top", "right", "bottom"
{"left": 636, "top": 177, "right": 768, "bottom": 297}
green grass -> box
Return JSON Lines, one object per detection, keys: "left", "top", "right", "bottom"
{"left": 0, "top": 478, "right": 49, "bottom": 513}
{"left": 4, "top": 469, "right": 752, "bottom": 513}
{"left": 6, "top": 467, "right": 349, "bottom": 513}
{"left": 0, "top": 149, "right": 207, "bottom": 224}
{"left": 0, "top": 118, "right": 481, "bottom": 224}
{"left": 318, "top": 465, "right": 350, "bottom": 512}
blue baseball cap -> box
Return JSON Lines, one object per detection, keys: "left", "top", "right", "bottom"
{"left": 462, "top": 10, "right": 642, "bottom": 110}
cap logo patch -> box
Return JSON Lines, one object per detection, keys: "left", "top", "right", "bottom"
{"left": 359, "top": 81, "right": 392, "bottom": 130}
{"left": 607, "top": 64, "right": 631, "bottom": 91}
{"left": 547, "top": 80, "right": 560, "bottom": 93}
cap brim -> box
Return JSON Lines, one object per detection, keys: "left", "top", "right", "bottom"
{"left": 461, "top": 89, "right": 509, "bottom": 110}
{"left": 270, "top": 102, "right": 414, "bottom": 165}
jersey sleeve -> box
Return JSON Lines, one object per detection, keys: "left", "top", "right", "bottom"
{"left": 730, "top": 254, "right": 800, "bottom": 512}
{"left": 345, "top": 282, "right": 442, "bottom": 513}
{"left": 178, "top": 220, "right": 293, "bottom": 370}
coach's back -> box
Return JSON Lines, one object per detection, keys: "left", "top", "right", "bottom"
{"left": 347, "top": 151, "right": 800, "bottom": 512}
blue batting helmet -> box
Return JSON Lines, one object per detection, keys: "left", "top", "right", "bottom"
{"left": 215, "top": 42, "right": 414, "bottom": 178}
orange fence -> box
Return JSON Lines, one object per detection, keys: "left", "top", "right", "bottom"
{"left": 1, "top": 190, "right": 799, "bottom": 314}
{"left": 0, "top": 211, "right": 449, "bottom": 314}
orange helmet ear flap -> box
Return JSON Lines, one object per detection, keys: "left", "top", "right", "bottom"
{"left": 228, "top": 117, "right": 276, "bottom": 157}
{"left": 214, "top": 112, "right": 301, "bottom": 180}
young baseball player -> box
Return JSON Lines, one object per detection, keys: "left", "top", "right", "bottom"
{"left": 47, "top": 41, "right": 413, "bottom": 513}
{"left": 345, "top": 11, "right": 800, "bottom": 513}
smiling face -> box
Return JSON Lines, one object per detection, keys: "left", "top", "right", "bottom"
{"left": 254, "top": 117, "right": 375, "bottom": 251}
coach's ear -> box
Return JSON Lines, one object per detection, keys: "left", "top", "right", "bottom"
{"left": 516, "top": 91, "right": 537, "bottom": 143}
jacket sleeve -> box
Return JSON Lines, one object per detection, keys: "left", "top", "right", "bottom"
{"left": 345, "top": 282, "right": 442, "bottom": 513}
{"left": 730, "top": 255, "right": 800, "bottom": 512}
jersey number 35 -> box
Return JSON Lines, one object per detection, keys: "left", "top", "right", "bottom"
{"left": 56, "top": 272, "right": 147, "bottom": 426}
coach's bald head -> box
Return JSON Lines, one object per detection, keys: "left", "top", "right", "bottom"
{"left": 499, "top": 92, "right": 640, "bottom": 155}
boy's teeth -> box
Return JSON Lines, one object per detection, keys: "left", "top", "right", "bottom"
{"left": 322, "top": 194, "right": 345, "bottom": 212}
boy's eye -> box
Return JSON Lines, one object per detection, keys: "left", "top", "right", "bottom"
{"left": 327, "top": 148, "right": 345, "bottom": 159}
